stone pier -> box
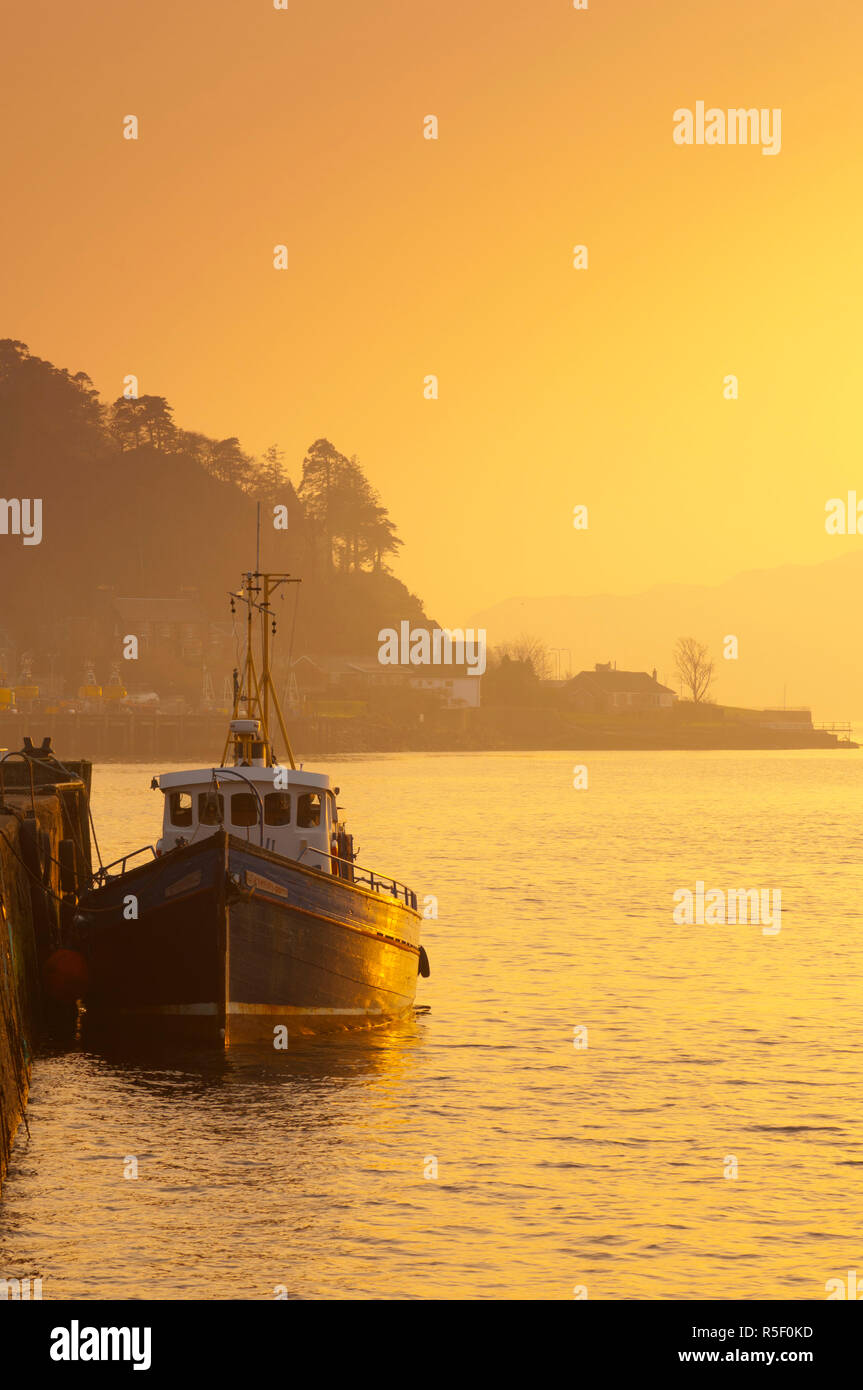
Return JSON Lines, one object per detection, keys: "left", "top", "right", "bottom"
{"left": 0, "top": 742, "right": 91, "bottom": 1192}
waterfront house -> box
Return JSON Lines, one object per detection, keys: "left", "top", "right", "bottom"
{"left": 564, "top": 663, "right": 676, "bottom": 713}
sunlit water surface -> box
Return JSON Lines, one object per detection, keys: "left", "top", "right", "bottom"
{"left": 2, "top": 750, "right": 862, "bottom": 1299}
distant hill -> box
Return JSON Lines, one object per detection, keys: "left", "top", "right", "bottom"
{"left": 471, "top": 550, "right": 863, "bottom": 719}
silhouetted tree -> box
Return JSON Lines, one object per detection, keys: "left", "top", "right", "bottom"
{"left": 298, "top": 439, "right": 403, "bottom": 575}
{"left": 209, "top": 436, "right": 253, "bottom": 487}
{"left": 368, "top": 507, "right": 402, "bottom": 572}
{"left": 674, "top": 636, "right": 714, "bottom": 702}
{"left": 493, "top": 634, "right": 551, "bottom": 680}
{"left": 109, "top": 395, "right": 175, "bottom": 451}
{"left": 298, "top": 438, "right": 346, "bottom": 570}
{"left": 483, "top": 653, "right": 543, "bottom": 705}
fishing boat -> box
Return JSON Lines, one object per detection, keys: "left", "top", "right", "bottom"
{"left": 75, "top": 569, "right": 428, "bottom": 1044}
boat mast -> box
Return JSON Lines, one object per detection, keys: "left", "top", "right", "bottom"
{"left": 262, "top": 574, "right": 270, "bottom": 737}
{"left": 245, "top": 571, "right": 256, "bottom": 723}
{"left": 258, "top": 572, "right": 298, "bottom": 768}
{"left": 222, "top": 508, "right": 299, "bottom": 769}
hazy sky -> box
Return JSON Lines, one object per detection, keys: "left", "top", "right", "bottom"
{"left": 3, "top": 0, "right": 862, "bottom": 624}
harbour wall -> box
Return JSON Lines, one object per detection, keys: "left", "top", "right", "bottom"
{"left": 0, "top": 755, "right": 91, "bottom": 1193}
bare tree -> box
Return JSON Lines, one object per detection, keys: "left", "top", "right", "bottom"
{"left": 673, "top": 637, "right": 714, "bottom": 703}
{"left": 493, "top": 633, "right": 551, "bottom": 679}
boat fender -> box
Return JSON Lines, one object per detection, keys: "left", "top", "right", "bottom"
{"left": 42, "top": 947, "right": 89, "bottom": 1001}
{"left": 418, "top": 944, "right": 430, "bottom": 978}
{"left": 330, "top": 836, "right": 339, "bottom": 874}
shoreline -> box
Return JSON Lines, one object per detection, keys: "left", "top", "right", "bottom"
{"left": 0, "top": 711, "right": 855, "bottom": 760}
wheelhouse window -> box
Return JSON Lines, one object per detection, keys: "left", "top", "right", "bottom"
{"left": 297, "top": 792, "right": 321, "bottom": 828}
{"left": 198, "top": 791, "right": 224, "bottom": 825}
{"left": 169, "top": 791, "right": 193, "bottom": 827}
{"left": 231, "top": 792, "right": 259, "bottom": 827}
{"left": 264, "top": 792, "right": 291, "bottom": 826}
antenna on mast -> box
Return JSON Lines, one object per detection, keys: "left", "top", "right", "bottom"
{"left": 221, "top": 510, "right": 301, "bottom": 769}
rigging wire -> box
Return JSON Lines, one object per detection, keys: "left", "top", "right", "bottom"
{"left": 286, "top": 578, "right": 300, "bottom": 680}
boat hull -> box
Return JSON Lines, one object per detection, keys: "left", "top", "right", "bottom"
{"left": 76, "top": 833, "right": 422, "bottom": 1044}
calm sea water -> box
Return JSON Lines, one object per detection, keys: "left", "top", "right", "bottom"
{"left": 2, "top": 750, "right": 862, "bottom": 1300}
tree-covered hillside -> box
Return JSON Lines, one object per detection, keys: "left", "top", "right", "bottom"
{"left": 0, "top": 339, "right": 428, "bottom": 691}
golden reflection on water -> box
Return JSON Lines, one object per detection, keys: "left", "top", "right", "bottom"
{"left": 2, "top": 752, "right": 863, "bottom": 1299}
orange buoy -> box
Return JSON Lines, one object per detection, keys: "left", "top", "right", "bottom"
{"left": 43, "top": 948, "right": 89, "bottom": 1001}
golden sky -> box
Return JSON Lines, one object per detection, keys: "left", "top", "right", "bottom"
{"left": 3, "top": 0, "right": 863, "bottom": 624}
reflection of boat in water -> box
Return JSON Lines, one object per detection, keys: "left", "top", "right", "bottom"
{"left": 84, "top": 1009, "right": 426, "bottom": 1101}
{"left": 76, "top": 567, "right": 429, "bottom": 1045}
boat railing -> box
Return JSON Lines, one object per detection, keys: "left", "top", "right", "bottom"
{"left": 298, "top": 845, "right": 418, "bottom": 910}
{"left": 91, "top": 844, "right": 157, "bottom": 887}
